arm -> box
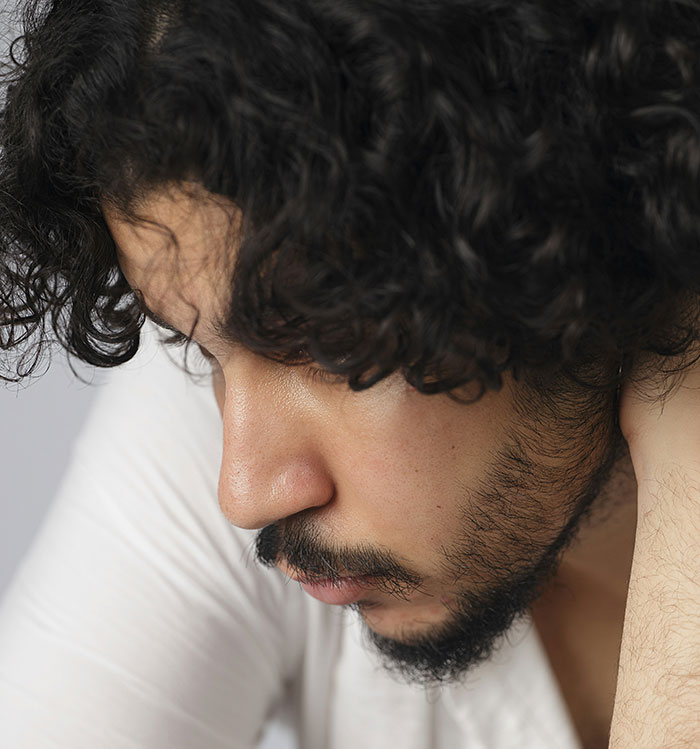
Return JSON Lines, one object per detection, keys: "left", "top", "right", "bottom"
{"left": 610, "top": 361, "right": 700, "bottom": 746}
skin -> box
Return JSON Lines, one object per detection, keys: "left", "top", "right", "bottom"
{"left": 610, "top": 360, "right": 700, "bottom": 746}
{"left": 102, "top": 185, "right": 640, "bottom": 747}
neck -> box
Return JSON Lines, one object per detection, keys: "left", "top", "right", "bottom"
{"left": 558, "top": 445, "right": 638, "bottom": 598}
{"left": 530, "top": 445, "right": 638, "bottom": 748}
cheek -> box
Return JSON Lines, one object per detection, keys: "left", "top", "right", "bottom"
{"left": 329, "top": 390, "right": 510, "bottom": 556}
{"left": 343, "top": 445, "right": 462, "bottom": 553}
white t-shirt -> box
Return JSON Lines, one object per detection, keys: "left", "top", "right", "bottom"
{"left": 0, "top": 329, "right": 581, "bottom": 748}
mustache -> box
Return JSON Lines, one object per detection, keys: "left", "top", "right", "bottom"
{"left": 254, "top": 516, "right": 423, "bottom": 600}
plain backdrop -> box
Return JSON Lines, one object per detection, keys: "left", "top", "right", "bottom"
{"left": 1, "top": 352, "right": 104, "bottom": 597}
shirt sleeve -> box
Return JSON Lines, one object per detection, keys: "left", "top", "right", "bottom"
{"left": 0, "top": 330, "right": 305, "bottom": 749}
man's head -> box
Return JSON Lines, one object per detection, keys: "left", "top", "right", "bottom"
{"left": 2, "top": 0, "right": 700, "bottom": 685}
{"left": 102, "top": 187, "right": 626, "bottom": 686}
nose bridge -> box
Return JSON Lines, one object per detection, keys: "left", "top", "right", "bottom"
{"left": 217, "top": 356, "right": 334, "bottom": 529}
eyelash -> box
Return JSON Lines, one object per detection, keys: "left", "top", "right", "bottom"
{"left": 160, "top": 334, "right": 344, "bottom": 384}
{"left": 161, "top": 331, "right": 189, "bottom": 346}
{"left": 160, "top": 332, "right": 217, "bottom": 363}
{"left": 305, "top": 366, "right": 348, "bottom": 386}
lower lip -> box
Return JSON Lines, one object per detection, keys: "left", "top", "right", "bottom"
{"left": 300, "top": 576, "right": 377, "bottom": 605}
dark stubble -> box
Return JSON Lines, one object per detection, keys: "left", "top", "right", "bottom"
{"left": 255, "top": 377, "right": 624, "bottom": 687}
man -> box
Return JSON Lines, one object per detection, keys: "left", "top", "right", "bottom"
{"left": 1, "top": 1, "right": 699, "bottom": 747}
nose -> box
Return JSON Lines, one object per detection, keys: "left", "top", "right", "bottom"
{"left": 216, "top": 356, "right": 335, "bottom": 530}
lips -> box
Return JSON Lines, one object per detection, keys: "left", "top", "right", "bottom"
{"left": 277, "top": 561, "right": 377, "bottom": 605}
{"left": 297, "top": 575, "right": 378, "bottom": 605}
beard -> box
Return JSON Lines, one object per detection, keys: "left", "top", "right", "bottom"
{"left": 255, "top": 374, "right": 626, "bottom": 687}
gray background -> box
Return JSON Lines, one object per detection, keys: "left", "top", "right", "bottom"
{"left": 1, "top": 353, "right": 102, "bottom": 597}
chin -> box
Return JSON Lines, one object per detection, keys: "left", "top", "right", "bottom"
{"left": 354, "top": 595, "right": 456, "bottom": 642}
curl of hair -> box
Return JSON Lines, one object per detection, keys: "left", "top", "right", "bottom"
{"left": 2, "top": 0, "right": 700, "bottom": 395}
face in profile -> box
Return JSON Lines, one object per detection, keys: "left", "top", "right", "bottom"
{"left": 103, "top": 185, "right": 625, "bottom": 686}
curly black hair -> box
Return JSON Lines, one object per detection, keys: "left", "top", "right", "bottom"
{"left": 2, "top": 0, "right": 700, "bottom": 395}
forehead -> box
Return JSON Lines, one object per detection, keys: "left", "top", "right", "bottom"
{"left": 101, "top": 186, "right": 241, "bottom": 342}
{"left": 101, "top": 186, "right": 238, "bottom": 271}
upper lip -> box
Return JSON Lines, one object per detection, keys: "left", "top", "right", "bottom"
{"left": 277, "top": 560, "right": 367, "bottom": 586}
